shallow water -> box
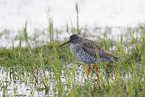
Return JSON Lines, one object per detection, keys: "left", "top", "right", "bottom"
{"left": 0, "top": 64, "right": 94, "bottom": 96}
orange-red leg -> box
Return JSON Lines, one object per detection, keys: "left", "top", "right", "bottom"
{"left": 88, "top": 64, "right": 91, "bottom": 75}
{"left": 94, "top": 63, "right": 99, "bottom": 78}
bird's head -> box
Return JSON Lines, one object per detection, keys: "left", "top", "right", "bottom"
{"left": 59, "top": 34, "right": 82, "bottom": 47}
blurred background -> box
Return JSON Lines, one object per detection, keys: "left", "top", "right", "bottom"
{"left": 0, "top": 0, "right": 145, "bottom": 32}
{"left": 0, "top": 0, "right": 145, "bottom": 47}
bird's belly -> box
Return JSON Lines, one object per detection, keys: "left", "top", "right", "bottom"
{"left": 78, "top": 50, "right": 98, "bottom": 64}
{"left": 70, "top": 44, "right": 99, "bottom": 64}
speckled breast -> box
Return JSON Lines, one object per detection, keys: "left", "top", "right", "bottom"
{"left": 70, "top": 43, "right": 99, "bottom": 64}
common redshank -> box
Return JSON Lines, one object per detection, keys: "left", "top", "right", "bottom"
{"left": 59, "top": 34, "right": 118, "bottom": 78}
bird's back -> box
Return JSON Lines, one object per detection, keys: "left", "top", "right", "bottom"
{"left": 81, "top": 39, "right": 118, "bottom": 58}
{"left": 81, "top": 39, "right": 118, "bottom": 64}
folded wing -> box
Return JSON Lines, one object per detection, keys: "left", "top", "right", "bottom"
{"left": 81, "top": 39, "right": 118, "bottom": 60}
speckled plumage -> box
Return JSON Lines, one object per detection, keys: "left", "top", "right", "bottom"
{"left": 69, "top": 34, "right": 118, "bottom": 64}
{"left": 59, "top": 34, "right": 118, "bottom": 77}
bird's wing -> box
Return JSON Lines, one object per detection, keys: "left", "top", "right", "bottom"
{"left": 81, "top": 39, "right": 118, "bottom": 59}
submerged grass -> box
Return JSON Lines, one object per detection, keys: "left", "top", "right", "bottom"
{"left": 0, "top": 21, "right": 145, "bottom": 96}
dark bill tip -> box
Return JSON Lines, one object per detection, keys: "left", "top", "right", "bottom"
{"left": 59, "top": 41, "right": 70, "bottom": 47}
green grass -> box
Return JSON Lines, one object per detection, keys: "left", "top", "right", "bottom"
{"left": 0, "top": 24, "right": 145, "bottom": 96}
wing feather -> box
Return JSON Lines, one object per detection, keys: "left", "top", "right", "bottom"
{"left": 81, "top": 39, "right": 118, "bottom": 59}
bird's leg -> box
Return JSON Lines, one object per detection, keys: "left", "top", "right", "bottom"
{"left": 88, "top": 64, "right": 91, "bottom": 75}
{"left": 94, "top": 63, "right": 99, "bottom": 78}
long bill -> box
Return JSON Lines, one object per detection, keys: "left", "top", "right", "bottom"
{"left": 59, "top": 40, "right": 70, "bottom": 47}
